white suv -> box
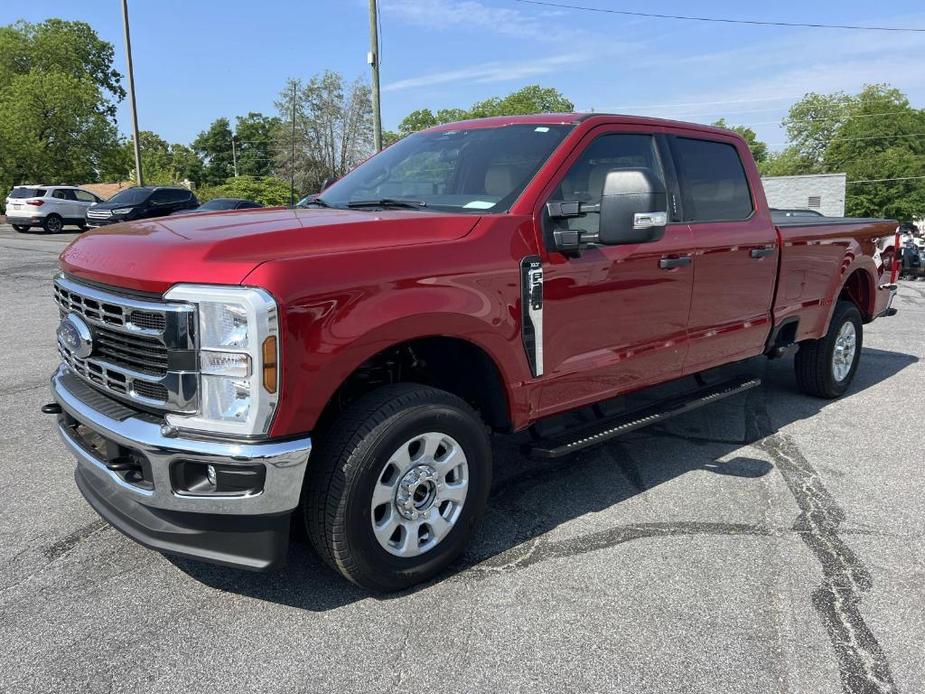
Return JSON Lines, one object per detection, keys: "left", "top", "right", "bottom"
{"left": 4, "top": 185, "right": 102, "bottom": 233}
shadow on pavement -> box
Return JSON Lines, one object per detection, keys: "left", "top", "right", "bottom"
{"left": 172, "top": 346, "right": 917, "bottom": 610}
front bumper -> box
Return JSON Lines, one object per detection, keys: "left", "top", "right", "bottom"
{"left": 51, "top": 365, "right": 312, "bottom": 569}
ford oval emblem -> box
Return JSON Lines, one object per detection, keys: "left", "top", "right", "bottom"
{"left": 57, "top": 313, "right": 93, "bottom": 359}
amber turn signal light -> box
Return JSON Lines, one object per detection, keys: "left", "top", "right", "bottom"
{"left": 262, "top": 336, "right": 278, "bottom": 393}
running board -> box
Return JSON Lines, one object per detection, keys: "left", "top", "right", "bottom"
{"left": 526, "top": 376, "right": 761, "bottom": 459}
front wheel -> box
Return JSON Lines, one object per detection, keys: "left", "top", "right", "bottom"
{"left": 794, "top": 300, "right": 863, "bottom": 398}
{"left": 304, "top": 384, "right": 492, "bottom": 591}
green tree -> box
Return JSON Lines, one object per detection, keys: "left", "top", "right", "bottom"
{"left": 712, "top": 118, "right": 768, "bottom": 164}
{"left": 0, "top": 19, "right": 124, "bottom": 192}
{"left": 193, "top": 117, "right": 235, "bottom": 185}
{"left": 468, "top": 85, "right": 573, "bottom": 118}
{"left": 768, "top": 84, "right": 925, "bottom": 218}
{"left": 0, "top": 71, "right": 120, "bottom": 188}
{"left": 196, "top": 175, "right": 291, "bottom": 206}
{"left": 397, "top": 85, "right": 574, "bottom": 137}
{"left": 0, "top": 19, "right": 124, "bottom": 115}
{"left": 234, "top": 112, "right": 281, "bottom": 177}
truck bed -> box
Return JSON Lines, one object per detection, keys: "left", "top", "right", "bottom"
{"left": 772, "top": 216, "right": 896, "bottom": 342}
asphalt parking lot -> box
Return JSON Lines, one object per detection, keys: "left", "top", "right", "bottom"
{"left": 1, "top": 222, "right": 923, "bottom": 694}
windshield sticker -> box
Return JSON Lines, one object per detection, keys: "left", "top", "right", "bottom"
{"left": 463, "top": 200, "right": 495, "bottom": 209}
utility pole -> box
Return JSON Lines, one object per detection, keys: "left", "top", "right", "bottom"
{"left": 231, "top": 135, "right": 238, "bottom": 177}
{"left": 121, "top": 0, "right": 143, "bottom": 185}
{"left": 289, "top": 81, "right": 297, "bottom": 206}
{"left": 368, "top": 0, "right": 382, "bottom": 151}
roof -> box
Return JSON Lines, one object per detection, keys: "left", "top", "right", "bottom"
{"left": 423, "top": 112, "right": 738, "bottom": 138}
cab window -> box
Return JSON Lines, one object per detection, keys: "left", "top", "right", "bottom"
{"left": 548, "top": 133, "right": 664, "bottom": 235}
{"left": 671, "top": 137, "right": 753, "bottom": 222}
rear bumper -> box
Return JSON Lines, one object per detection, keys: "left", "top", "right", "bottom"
{"left": 51, "top": 365, "right": 312, "bottom": 569}
{"left": 4, "top": 209, "right": 43, "bottom": 224}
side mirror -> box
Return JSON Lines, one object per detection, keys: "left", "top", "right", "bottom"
{"left": 320, "top": 177, "right": 336, "bottom": 192}
{"left": 598, "top": 167, "right": 668, "bottom": 245}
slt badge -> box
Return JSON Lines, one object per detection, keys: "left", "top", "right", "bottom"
{"left": 57, "top": 313, "right": 93, "bottom": 359}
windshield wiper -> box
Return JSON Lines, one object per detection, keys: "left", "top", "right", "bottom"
{"left": 346, "top": 198, "right": 427, "bottom": 210}
{"left": 296, "top": 196, "right": 331, "bottom": 208}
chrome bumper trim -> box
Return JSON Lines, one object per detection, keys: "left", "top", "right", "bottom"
{"left": 51, "top": 365, "right": 311, "bottom": 515}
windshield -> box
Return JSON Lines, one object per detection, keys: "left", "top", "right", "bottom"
{"left": 200, "top": 199, "right": 238, "bottom": 210}
{"left": 320, "top": 124, "right": 573, "bottom": 213}
{"left": 107, "top": 188, "right": 151, "bottom": 205}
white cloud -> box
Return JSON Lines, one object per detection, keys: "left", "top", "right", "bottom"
{"left": 381, "top": 0, "right": 553, "bottom": 40}
{"left": 383, "top": 52, "right": 591, "bottom": 92}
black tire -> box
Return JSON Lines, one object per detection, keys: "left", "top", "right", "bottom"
{"left": 794, "top": 300, "right": 863, "bottom": 399}
{"left": 11, "top": 224, "right": 30, "bottom": 232}
{"left": 304, "top": 383, "right": 492, "bottom": 591}
{"left": 78, "top": 223, "right": 88, "bottom": 231}
{"left": 42, "top": 214, "right": 63, "bottom": 234}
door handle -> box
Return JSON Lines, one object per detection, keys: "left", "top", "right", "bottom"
{"left": 750, "top": 247, "right": 776, "bottom": 258}
{"left": 659, "top": 255, "right": 692, "bottom": 270}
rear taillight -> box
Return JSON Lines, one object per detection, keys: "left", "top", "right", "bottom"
{"left": 26, "top": 198, "right": 45, "bottom": 206}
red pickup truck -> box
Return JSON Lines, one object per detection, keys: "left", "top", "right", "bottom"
{"left": 48, "top": 113, "right": 897, "bottom": 590}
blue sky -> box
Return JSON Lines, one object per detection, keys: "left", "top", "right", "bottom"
{"left": 4, "top": 0, "right": 925, "bottom": 150}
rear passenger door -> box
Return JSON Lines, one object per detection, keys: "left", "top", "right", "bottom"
{"left": 51, "top": 189, "right": 80, "bottom": 220}
{"left": 669, "top": 135, "right": 778, "bottom": 373}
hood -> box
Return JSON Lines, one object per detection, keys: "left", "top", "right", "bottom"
{"left": 90, "top": 200, "right": 147, "bottom": 211}
{"left": 59, "top": 207, "right": 481, "bottom": 294}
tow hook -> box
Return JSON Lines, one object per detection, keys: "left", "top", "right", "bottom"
{"left": 41, "top": 403, "right": 63, "bottom": 414}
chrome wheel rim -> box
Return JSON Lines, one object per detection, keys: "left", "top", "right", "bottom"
{"left": 370, "top": 432, "right": 469, "bottom": 558}
{"left": 832, "top": 321, "right": 857, "bottom": 382}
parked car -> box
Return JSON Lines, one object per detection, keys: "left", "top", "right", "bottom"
{"left": 85, "top": 186, "right": 198, "bottom": 227}
{"left": 48, "top": 113, "right": 898, "bottom": 591}
{"left": 4, "top": 185, "right": 102, "bottom": 233}
{"left": 169, "top": 198, "right": 264, "bottom": 215}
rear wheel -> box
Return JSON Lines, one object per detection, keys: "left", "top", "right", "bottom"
{"left": 304, "top": 383, "right": 492, "bottom": 591}
{"left": 11, "top": 224, "right": 29, "bottom": 232}
{"left": 42, "top": 214, "right": 63, "bottom": 234}
{"left": 794, "top": 300, "right": 863, "bottom": 399}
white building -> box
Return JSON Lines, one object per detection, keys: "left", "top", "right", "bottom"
{"left": 761, "top": 173, "right": 847, "bottom": 217}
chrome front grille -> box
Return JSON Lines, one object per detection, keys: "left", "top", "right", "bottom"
{"left": 86, "top": 209, "right": 112, "bottom": 219}
{"left": 54, "top": 275, "right": 198, "bottom": 412}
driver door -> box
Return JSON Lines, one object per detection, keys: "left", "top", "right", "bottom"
{"left": 533, "top": 129, "right": 694, "bottom": 418}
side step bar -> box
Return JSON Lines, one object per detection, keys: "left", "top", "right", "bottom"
{"left": 526, "top": 375, "right": 761, "bottom": 459}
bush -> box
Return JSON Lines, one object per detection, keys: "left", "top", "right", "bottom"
{"left": 196, "top": 175, "right": 292, "bottom": 207}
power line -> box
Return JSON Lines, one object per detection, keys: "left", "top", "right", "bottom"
{"left": 511, "top": 0, "right": 925, "bottom": 32}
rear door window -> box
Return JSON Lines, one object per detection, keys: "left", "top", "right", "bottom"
{"left": 672, "top": 137, "right": 753, "bottom": 222}
{"left": 10, "top": 188, "right": 46, "bottom": 198}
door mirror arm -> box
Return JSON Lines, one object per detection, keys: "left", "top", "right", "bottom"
{"left": 546, "top": 201, "right": 601, "bottom": 255}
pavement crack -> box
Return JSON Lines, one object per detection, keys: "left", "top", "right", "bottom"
{"left": 747, "top": 392, "right": 898, "bottom": 694}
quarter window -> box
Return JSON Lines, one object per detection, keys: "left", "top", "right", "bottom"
{"left": 548, "top": 133, "right": 665, "bottom": 235}
{"left": 672, "top": 138, "right": 753, "bottom": 222}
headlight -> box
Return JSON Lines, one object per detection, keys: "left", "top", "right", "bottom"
{"left": 163, "top": 284, "right": 280, "bottom": 437}
{"left": 111, "top": 207, "right": 133, "bottom": 215}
